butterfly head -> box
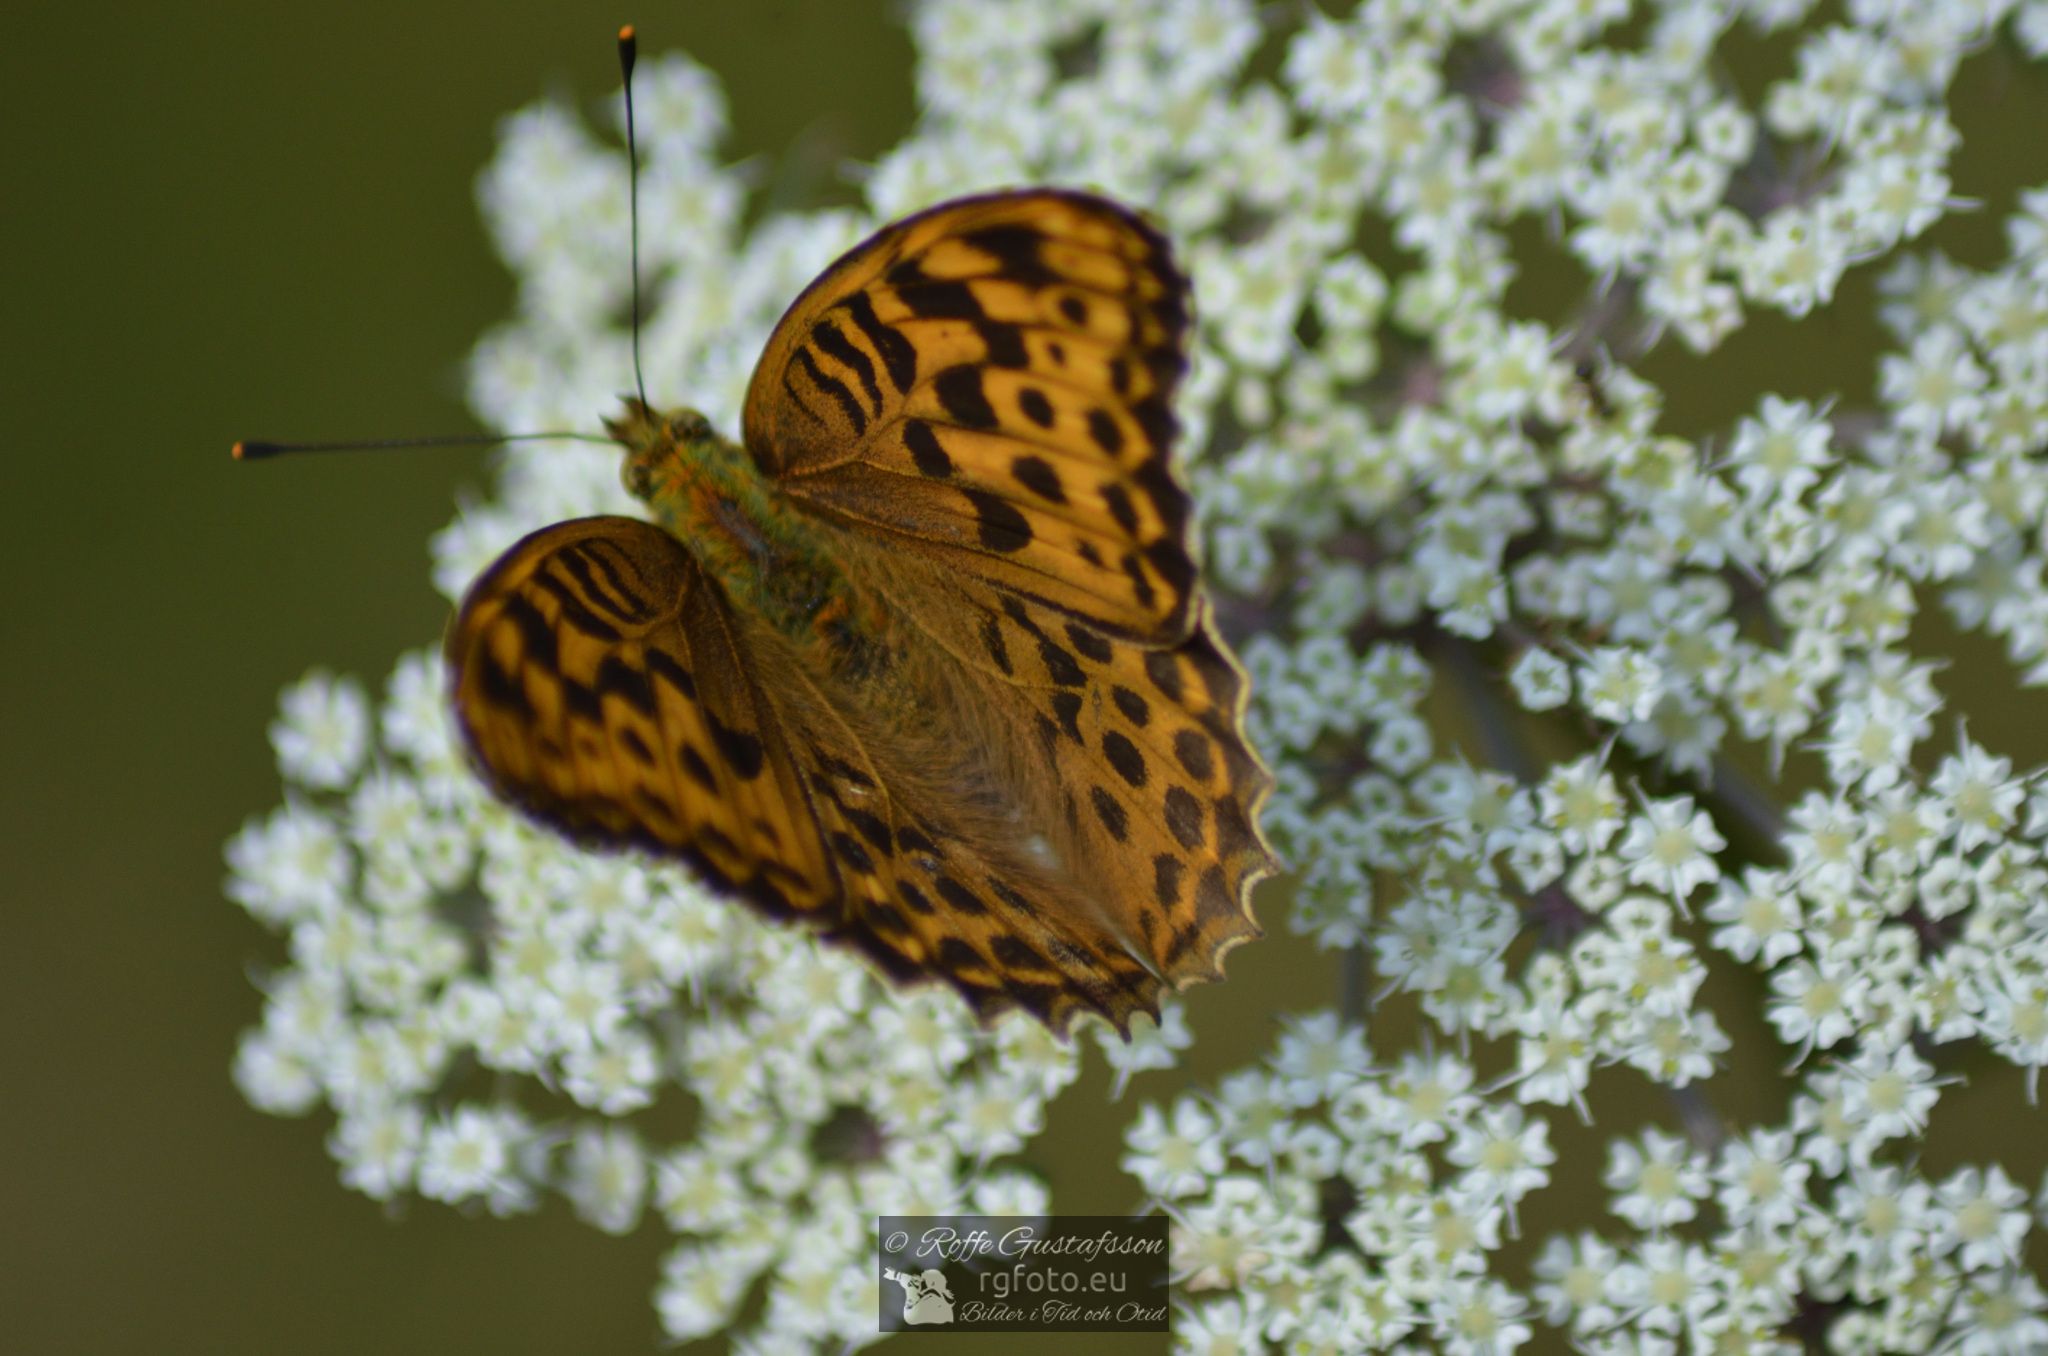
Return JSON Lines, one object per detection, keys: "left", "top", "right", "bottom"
{"left": 605, "top": 397, "right": 717, "bottom": 504}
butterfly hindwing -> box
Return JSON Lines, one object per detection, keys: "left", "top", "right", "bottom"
{"left": 446, "top": 516, "right": 836, "bottom": 919}
{"left": 770, "top": 662, "right": 1172, "bottom": 1033}
{"left": 742, "top": 189, "right": 1197, "bottom": 645}
{"left": 867, "top": 554, "right": 1278, "bottom": 990}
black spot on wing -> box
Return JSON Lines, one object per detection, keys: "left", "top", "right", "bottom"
{"left": 1194, "top": 865, "right": 1234, "bottom": 922}
{"left": 831, "top": 831, "right": 877, "bottom": 875}
{"left": 966, "top": 489, "right": 1033, "bottom": 553}
{"left": 645, "top": 647, "right": 698, "bottom": 699}
{"left": 937, "top": 937, "right": 985, "bottom": 973}
{"left": 558, "top": 543, "right": 655, "bottom": 623}
{"left": 1131, "top": 393, "right": 1176, "bottom": 451}
{"left": 935, "top": 365, "right": 998, "bottom": 429}
{"left": 1037, "top": 636, "right": 1084, "bottom": 687}
{"left": 810, "top": 317, "right": 882, "bottom": 413}
{"left": 1050, "top": 691, "right": 1083, "bottom": 743}
{"left": 864, "top": 901, "right": 912, "bottom": 938}
{"left": 964, "top": 224, "right": 1058, "bottom": 284}
{"left": 1090, "top": 785, "right": 1128, "bottom": 841}
{"left": 841, "top": 290, "right": 918, "bottom": 393}
{"left": 1144, "top": 539, "right": 1197, "bottom": 599}
{"left": 1153, "top": 854, "right": 1183, "bottom": 909}
{"left": 1214, "top": 795, "right": 1257, "bottom": 862}
{"left": 530, "top": 568, "right": 623, "bottom": 642}
{"left": 595, "top": 654, "right": 656, "bottom": 717}
{"left": 499, "top": 592, "right": 559, "bottom": 671}
{"left": 990, "top": 933, "right": 1052, "bottom": 972}
{"left": 1164, "top": 785, "right": 1205, "bottom": 849}
{"left": 707, "top": 714, "right": 765, "bottom": 780}
{"left": 1087, "top": 409, "right": 1124, "bottom": 456}
{"left": 903, "top": 419, "right": 953, "bottom": 478}
{"left": 1100, "top": 482, "right": 1139, "bottom": 535}
{"left": 1012, "top": 455, "right": 1065, "bottom": 502}
{"left": 1066, "top": 623, "right": 1114, "bottom": 664}
{"left": 977, "top": 320, "right": 1027, "bottom": 367}
{"left": 844, "top": 806, "right": 893, "bottom": 851}
{"left": 1112, "top": 685, "right": 1150, "bottom": 726}
{"left": 1173, "top": 729, "right": 1213, "bottom": 781}
{"left": 1102, "top": 730, "right": 1147, "bottom": 787}
{"left": 934, "top": 875, "right": 989, "bottom": 915}
{"left": 680, "top": 742, "right": 717, "bottom": 791}
{"left": 1018, "top": 387, "right": 1055, "bottom": 429}
{"left": 818, "top": 753, "right": 875, "bottom": 788}
{"left": 560, "top": 677, "right": 601, "bottom": 722}
{"left": 980, "top": 614, "right": 1013, "bottom": 675}
{"left": 475, "top": 651, "right": 533, "bottom": 719}
{"left": 1122, "top": 553, "right": 1158, "bottom": 611}
{"left": 1145, "top": 651, "right": 1184, "bottom": 702}
{"left": 1132, "top": 456, "right": 1189, "bottom": 533}
{"left": 792, "top": 347, "right": 868, "bottom": 435}
{"left": 902, "top": 280, "right": 983, "bottom": 319}
{"left": 990, "top": 878, "right": 1035, "bottom": 913}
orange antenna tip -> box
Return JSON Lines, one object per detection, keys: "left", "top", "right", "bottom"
{"left": 618, "top": 24, "right": 635, "bottom": 41}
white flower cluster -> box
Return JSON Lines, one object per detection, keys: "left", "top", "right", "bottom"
{"left": 232, "top": 657, "right": 1080, "bottom": 1346}
{"left": 228, "top": 0, "right": 2048, "bottom": 1350}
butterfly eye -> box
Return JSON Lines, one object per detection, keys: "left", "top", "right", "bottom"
{"left": 671, "top": 410, "right": 712, "bottom": 442}
{"left": 621, "top": 456, "right": 654, "bottom": 501}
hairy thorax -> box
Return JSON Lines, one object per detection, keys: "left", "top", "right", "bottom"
{"left": 608, "top": 399, "right": 887, "bottom": 673}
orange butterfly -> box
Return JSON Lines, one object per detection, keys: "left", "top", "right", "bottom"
{"left": 440, "top": 190, "right": 1274, "bottom": 1034}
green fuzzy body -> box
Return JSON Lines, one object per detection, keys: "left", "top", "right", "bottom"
{"left": 609, "top": 400, "right": 870, "bottom": 656}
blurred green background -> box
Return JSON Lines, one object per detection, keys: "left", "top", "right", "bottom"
{"left": 5, "top": 0, "right": 2046, "bottom": 1352}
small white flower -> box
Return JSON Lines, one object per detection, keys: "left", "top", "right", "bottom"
{"left": 417, "top": 1105, "right": 523, "bottom": 1205}
{"left": 1933, "top": 1165, "right": 2032, "bottom": 1272}
{"left": 563, "top": 1123, "right": 647, "bottom": 1235}
{"left": 1123, "top": 1098, "right": 1226, "bottom": 1200}
{"left": 270, "top": 670, "right": 371, "bottom": 790}
{"left": 1617, "top": 795, "right": 1728, "bottom": 905}
{"left": 1578, "top": 647, "right": 1665, "bottom": 725}
{"left": 1446, "top": 1103, "right": 1555, "bottom": 1217}
{"left": 1507, "top": 647, "right": 1572, "bottom": 711}
{"left": 1604, "top": 1128, "right": 1711, "bottom": 1231}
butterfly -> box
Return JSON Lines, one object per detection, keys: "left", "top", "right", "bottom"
{"left": 446, "top": 189, "right": 1276, "bottom": 1034}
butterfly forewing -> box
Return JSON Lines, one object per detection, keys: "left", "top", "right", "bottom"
{"left": 447, "top": 516, "right": 838, "bottom": 918}
{"left": 743, "top": 190, "right": 1198, "bottom": 645}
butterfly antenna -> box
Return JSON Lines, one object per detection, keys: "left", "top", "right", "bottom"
{"left": 618, "top": 25, "right": 650, "bottom": 410}
{"left": 231, "top": 431, "right": 610, "bottom": 461}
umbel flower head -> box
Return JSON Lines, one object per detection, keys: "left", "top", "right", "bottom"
{"left": 230, "top": 0, "right": 2048, "bottom": 1350}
